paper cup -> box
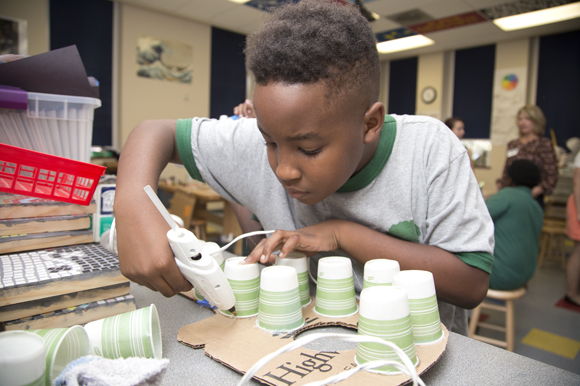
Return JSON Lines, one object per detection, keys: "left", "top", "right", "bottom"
{"left": 314, "top": 256, "right": 358, "bottom": 317}
{"left": 355, "top": 286, "right": 419, "bottom": 374}
{"left": 363, "top": 259, "right": 400, "bottom": 289}
{"left": 30, "top": 325, "right": 89, "bottom": 385}
{"left": 275, "top": 252, "right": 311, "bottom": 307}
{"left": 257, "top": 265, "right": 305, "bottom": 332}
{"left": 393, "top": 270, "right": 444, "bottom": 344}
{"left": 0, "top": 331, "right": 46, "bottom": 386}
{"left": 195, "top": 242, "right": 225, "bottom": 300}
{"left": 84, "top": 304, "right": 162, "bottom": 359}
{"left": 220, "top": 256, "right": 260, "bottom": 317}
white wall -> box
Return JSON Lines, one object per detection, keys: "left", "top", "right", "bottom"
{"left": 0, "top": 0, "right": 49, "bottom": 55}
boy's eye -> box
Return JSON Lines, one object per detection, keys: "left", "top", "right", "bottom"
{"left": 264, "top": 142, "right": 277, "bottom": 149}
{"left": 301, "top": 147, "right": 321, "bottom": 156}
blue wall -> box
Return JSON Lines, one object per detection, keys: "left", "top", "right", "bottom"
{"left": 537, "top": 29, "right": 580, "bottom": 147}
{"left": 452, "top": 44, "right": 495, "bottom": 139}
{"left": 388, "top": 57, "right": 418, "bottom": 115}
{"left": 210, "top": 27, "right": 247, "bottom": 119}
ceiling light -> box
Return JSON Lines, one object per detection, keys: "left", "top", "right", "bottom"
{"left": 376, "top": 35, "right": 434, "bottom": 54}
{"left": 493, "top": 2, "right": 580, "bottom": 31}
{"left": 227, "top": 0, "right": 251, "bottom": 4}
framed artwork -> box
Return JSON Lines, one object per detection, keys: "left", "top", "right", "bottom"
{"left": 0, "top": 15, "right": 28, "bottom": 56}
{"left": 136, "top": 36, "right": 193, "bottom": 84}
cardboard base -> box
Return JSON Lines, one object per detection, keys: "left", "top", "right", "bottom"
{"left": 177, "top": 298, "right": 448, "bottom": 386}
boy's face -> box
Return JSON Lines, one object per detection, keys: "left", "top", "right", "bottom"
{"left": 253, "top": 82, "right": 371, "bottom": 205}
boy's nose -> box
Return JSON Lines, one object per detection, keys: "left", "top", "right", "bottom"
{"left": 275, "top": 157, "right": 301, "bottom": 181}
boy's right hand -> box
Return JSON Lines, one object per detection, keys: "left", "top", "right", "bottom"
{"left": 113, "top": 119, "right": 193, "bottom": 297}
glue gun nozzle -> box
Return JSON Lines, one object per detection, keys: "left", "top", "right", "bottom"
{"left": 228, "top": 306, "right": 237, "bottom": 316}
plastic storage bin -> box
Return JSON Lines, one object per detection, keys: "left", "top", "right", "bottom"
{"left": 0, "top": 91, "right": 101, "bottom": 163}
{"left": 0, "top": 143, "right": 106, "bottom": 206}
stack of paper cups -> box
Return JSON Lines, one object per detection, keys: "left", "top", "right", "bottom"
{"left": 363, "top": 259, "right": 400, "bottom": 289}
{"left": 257, "top": 266, "right": 305, "bottom": 332}
{"left": 393, "top": 270, "right": 444, "bottom": 344}
{"left": 275, "top": 252, "right": 311, "bottom": 307}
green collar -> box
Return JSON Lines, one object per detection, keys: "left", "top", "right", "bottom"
{"left": 337, "top": 115, "right": 397, "bottom": 192}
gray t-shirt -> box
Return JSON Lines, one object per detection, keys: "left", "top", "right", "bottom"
{"left": 176, "top": 114, "right": 495, "bottom": 335}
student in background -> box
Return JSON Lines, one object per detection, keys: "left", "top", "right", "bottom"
{"left": 497, "top": 105, "right": 558, "bottom": 209}
{"left": 565, "top": 151, "right": 580, "bottom": 307}
{"left": 486, "top": 160, "right": 543, "bottom": 290}
{"left": 114, "top": 0, "right": 494, "bottom": 335}
{"left": 444, "top": 117, "right": 473, "bottom": 170}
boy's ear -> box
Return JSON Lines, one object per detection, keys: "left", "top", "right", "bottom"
{"left": 363, "top": 102, "right": 385, "bottom": 144}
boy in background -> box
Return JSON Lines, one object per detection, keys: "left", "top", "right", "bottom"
{"left": 114, "top": 0, "right": 494, "bottom": 335}
{"left": 486, "top": 160, "right": 543, "bottom": 290}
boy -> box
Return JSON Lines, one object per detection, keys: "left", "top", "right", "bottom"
{"left": 114, "top": 0, "right": 494, "bottom": 335}
{"left": 486, "top": 160, "right": 543, "bottom": 290}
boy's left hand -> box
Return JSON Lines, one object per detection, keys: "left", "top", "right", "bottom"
{"left": 242, "top": 220, "right": 344, "bottom": 264}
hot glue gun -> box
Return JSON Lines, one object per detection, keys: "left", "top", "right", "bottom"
{"left": 144, "top": 185, "right": 236, "bottom": 314}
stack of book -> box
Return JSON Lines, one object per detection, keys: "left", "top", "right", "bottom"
{"left": 0, "top": 192, "right": 135, "bottom": 330}
{"left": 0, "top": 243, "right": 135, "bottom": 330}
{"left": 0, "top": 193, "right": 96, "bottom": 254}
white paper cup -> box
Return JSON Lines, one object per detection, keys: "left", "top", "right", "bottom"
{"left": 84, "top": 304, "right": 162, "bottom": 359}
{"left": 220, "top": 256, "right": 260, "bottom": 317}
{"left": 257, "top": 266, "right": 305, "bottom": 332}
{"left": 314, "top": 256, "right": 358, "bottom": 317}
{"left": 355, "top": 286, "right": 418, "bottom": 374}
{"left": 30, "top": 325, "right": 89, "bottom": 385}
{"left": 275, "top": 252, "right": 311, "bottom": 307}
{"left": 393, "top": 270, "right": 444, "bottom": 344}
{"left": 363, "top": 259, "right": 400, "bottom": 289}
{"left": 0, "top": 331, "right": 46, "bottom": 386}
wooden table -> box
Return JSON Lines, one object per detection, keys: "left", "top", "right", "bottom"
{"left": 158, "top": 182, "right": 243, "bottom": 255}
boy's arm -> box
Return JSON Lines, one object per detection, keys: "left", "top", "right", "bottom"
{"left": 114, "top": 119, "right": 193, "bottom": 297}
{"left": 245, "top": 220, "right": 489, "bottom": 309}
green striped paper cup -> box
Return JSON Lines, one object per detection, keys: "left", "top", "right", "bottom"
{"left": 0, "top": 331, "right": 46, "bottom": 386}
{"left": 84, "top": 304, "right": 162, "bottom": 359}
{"left": 257, "top": 266, "right": 304, "bottom": 332}
{"left": 275, "top": 252, "right": 312, "bottom": 307}
{"left": 393, "top": 270, "right": 444, "bottom": 345}
{"left": 314, "top": 256, "right": 358, "bottom": 317}
{"left": 30, "top": 326, "right": 89, "bottom": 385}
{"left": 355, "top": 286, "right": 419, "bottom": 374}
{"left": 363, "top": 259, "right": 400, "bottom": 289}
{"left": 220, "top": 256, "right": 260, "bottom": 318}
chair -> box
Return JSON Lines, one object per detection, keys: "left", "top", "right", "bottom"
{"left": 468, "top": 287, "right": 526, "bottom": 352}
{"left": 537, "top": 219, "right": 568, "bottom": 269}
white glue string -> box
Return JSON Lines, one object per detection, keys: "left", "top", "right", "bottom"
{"left": 109, "top": 217, "right": 117, "bottom": 254}
{"left": 236, "top": 333, "right": 424, "bottom": 386}
{"left": 214, "top": 230, "right": 275, "bottom": 254}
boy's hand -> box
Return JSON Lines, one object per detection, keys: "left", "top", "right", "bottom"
{"left": 243, "top": 220, "right": 343, "bottom": 264}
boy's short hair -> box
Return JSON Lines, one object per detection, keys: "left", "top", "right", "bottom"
{"left": 508, "top": 160, "right": 541, "bottom": 188}
{"left": 245, "top": 0, "right": 380, "bottom": 110}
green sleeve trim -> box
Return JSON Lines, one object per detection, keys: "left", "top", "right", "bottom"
{"left": 176, "top": 118, "right": 204, "bottom": 182}
{"left": 456, "top": 251, "right": 493, "bottom": 274}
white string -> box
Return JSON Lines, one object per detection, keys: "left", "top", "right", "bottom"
{"left": 236, "top": 333, "right": 425, "bottom": 386}
{"left": 109, "top": 217, "right": 117, "bottom": 254}
{"left": 214, "top": 230, "right": 275, "bottom": 254}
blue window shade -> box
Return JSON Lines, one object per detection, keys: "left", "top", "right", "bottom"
{"left": 452, "top": 44, "right": 495, "bottom": 139}
{"left": 50, "top": 0, "right": 113, "bottom": 146}
{"left": 388, "top": 57, "right": 417, "bottom": 115}
{"left": 537, "top": 29, "right": 580, "bottom": 148}
{"left": 210, "top": 28, "right": 246, "bottom": 119}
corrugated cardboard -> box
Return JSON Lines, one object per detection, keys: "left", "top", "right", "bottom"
{"left": 177, "top": 299, "right": 448, "bottom": 385}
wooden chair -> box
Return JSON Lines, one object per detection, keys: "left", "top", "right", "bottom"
{"left": 468, "top": 287, "right": 526, "bottom": 352}
{"left": 537, "top": 219, "right": 568, "bottom": 269}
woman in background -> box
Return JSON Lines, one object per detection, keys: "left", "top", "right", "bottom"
{"left": 497, "top": 105, "right": 558, "bottom": 209}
